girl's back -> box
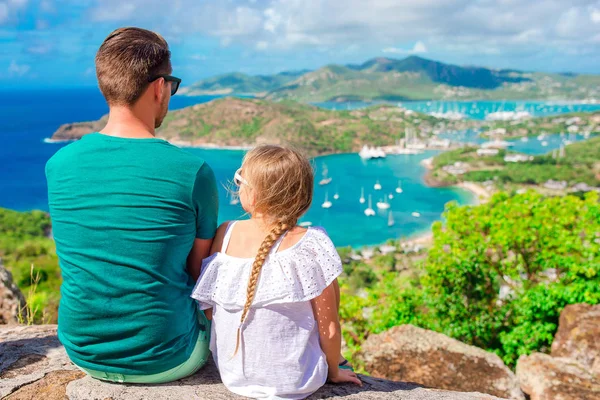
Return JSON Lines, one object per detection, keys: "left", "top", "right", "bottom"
{"left": 192, "top": 221, "right": 342, "bottom": 399}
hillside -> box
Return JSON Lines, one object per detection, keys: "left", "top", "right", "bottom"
{"left": 184, "top": 56, "right": 600, "bottom": 102}
{"left": 52, "top": 97, "right": 469, "bottom": 156}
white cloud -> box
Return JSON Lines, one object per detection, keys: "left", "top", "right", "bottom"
{"left": 80, "top": 0, "right": 600, "bottom": 57}
{"left": 0, "top": 4, "right": 8, "bottom": 25}
{"left": 27, "top": 43, "right": 53, "bottom": 54}
{"left": 413, "top": 41, "right": 427, "bottom": 53}
{"left": 8, "top": 60, "right": 30, "bottom": 76}
{"left": 91, "top": 3, "right": 136, "bottom": 22}
{"left": 256, "top": 41, "right": 269, "bottom": 50}
{"left": 190, "top": 54, "right": 207, "bottom": 61}
{"left": 0, "top": 0, "right": 29, "bottom": 25}
{"left": 8, "top": 0, "right": 28, "bottom": 7}
{"left": 383, "top": 41, "right": 428, "bottom": 54}
{"left": 40, "top": 0, "right": 55, "bottom": 13}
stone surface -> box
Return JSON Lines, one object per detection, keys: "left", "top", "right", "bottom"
{"left": 1, "top": 325, "right": 505, "bottom": 400}
{"left": 0, "top": 262, "right": 26, "bottom": 324}
{"left": 0, "top": 324, "right": 77, "bottom": 398}
{"left": 551, "top": 303, "right": 600, "bottom": 378}
{"left": 516, "top": 352, "right": 600, "bottom": 400}
{"left": 51, "top": 116, "right": 107, "bottom": 141}
{"left": 357, "top": 324, "right": 524, "bottom": 400}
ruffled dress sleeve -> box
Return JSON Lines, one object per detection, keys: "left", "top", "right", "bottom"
{"left": 190, "top": 227, "right": 343, "bottom": 311}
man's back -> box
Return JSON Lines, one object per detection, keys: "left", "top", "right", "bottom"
{"left": 46, "top": 132, "right": 218, "bottom": 375}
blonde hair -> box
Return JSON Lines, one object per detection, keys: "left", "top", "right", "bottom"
{"left": 233, "top": 144, "right": 314, "bottom": 355}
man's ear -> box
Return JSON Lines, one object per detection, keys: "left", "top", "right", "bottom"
{"left": 153, "top": 78, "right": 165, "bottom": 102}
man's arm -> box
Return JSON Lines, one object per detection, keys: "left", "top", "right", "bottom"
{"left": 187, "top": 163, "right": 219, "bottom": 280}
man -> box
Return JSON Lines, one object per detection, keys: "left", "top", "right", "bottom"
{"left": 46, "top": 27, "right": 218, "bottom": 384}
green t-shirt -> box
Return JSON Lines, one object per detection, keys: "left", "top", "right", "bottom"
{"left": 46, "top": 132, "right": 219, "bottom": 375}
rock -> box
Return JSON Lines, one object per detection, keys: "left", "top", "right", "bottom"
{"left": 1, "top": 325, "right": 505, "bottom": 400}
{"left": 0, "top": 325, "right": 78, "bottom": 398}
{"left": 0, "top": 262, "right": 26, "bottom": 324}
{"left": 551, "top": 303, "right": 600, "bottom": 377}
{"left": 5, "top": 370, "right": 85, "bottom": 400}
{"left": 357, "top": 324, "right": 524, "bottom": 400}
{"left": 51, "top": 116, "right": 107, "bottom": 141}
{"left": 516, "top": 352, "right": 600, "bottom": 400}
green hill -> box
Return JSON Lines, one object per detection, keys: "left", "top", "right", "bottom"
{"left": 157, "top": 97, "right": 452, "bottom": 155}
{"left": 184, "top": 56, "right": 600, "bottom": 102}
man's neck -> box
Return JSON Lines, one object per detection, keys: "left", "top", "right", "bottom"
{"left": 100, "top": 106, "right": 155, "bottom": 139}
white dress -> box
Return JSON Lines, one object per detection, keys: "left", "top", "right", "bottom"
{"left": 191, "top": 222, "right": 343, "bottom": 400}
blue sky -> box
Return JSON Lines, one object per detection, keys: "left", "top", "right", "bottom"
{"left": 1, "top": 0, "right": 600, "bottom": 89}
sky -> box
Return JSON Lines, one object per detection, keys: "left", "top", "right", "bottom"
{"left": 1, "top": 0, "right": 600, "bottom": 89}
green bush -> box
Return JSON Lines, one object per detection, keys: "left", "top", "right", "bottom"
{"left": 340, "top": 191, "right": 600, "bottom": 367}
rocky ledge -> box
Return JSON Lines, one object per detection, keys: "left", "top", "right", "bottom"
{"left": 0, "top": 325, "right": 502, "bottom": 400}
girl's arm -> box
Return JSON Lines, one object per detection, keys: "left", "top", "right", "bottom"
{"left": 311, "top": 279, "right": 361, "bottom": 385}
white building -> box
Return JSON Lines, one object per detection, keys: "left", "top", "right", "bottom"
{"left": 477, "top": 148, "right": 500, "bottom": 156}
{"left": 504, "top": 154, "right": 533, "bottom": 163}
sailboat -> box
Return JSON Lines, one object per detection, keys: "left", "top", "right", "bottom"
{"left": 388, "top": 193, "right": 394, "bottom": 200}
{"left": 395, "top": 181, "right": 403, "bottom": 194}
{"left": 333, "top": 187, "right": 339, "bottom": 200}
{"left": 374, "top": 180, "right": 382, "bottom": 190}
{"left": 376, "top": 197, "right": 390, "bottom": 210}
{"left": 387, "top": 211, "right": 395, "bottom": 227}
{"left": 321, "top": 192, "right": 332, "bottom": 209}
{"left": 229, "top": 193, "right": 240, "bottom": 205}
{"left": 359, "top": 187, "right": 365, "bottom": 204}
{"left": 319, "top": 163, "right": 332, "bottom": 186}
{"left": 364, "top": 195, "right": 375, "bottom": 216}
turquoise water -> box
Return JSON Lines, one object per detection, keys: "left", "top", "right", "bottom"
{"left": 315, "top": 100, "right": 600, "bottom": 120}
{"left": 192, "top": 148, "right": 473, "bottom": 247}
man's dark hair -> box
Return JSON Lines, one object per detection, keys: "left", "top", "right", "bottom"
{"left": 96, "top": 27, "right": 171, "bottom": 106}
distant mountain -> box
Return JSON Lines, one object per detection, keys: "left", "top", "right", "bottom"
{"left": 184, "top": 56, "right": 600, "bottom": 102}
{"left": 181, "top": 70, "right": 310, "bottom": 96}
{"left": 348, "top": 56, "right": 529, "bottom": 89}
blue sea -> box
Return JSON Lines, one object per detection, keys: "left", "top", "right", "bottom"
{"left": 1, "top": 88, "right": 595, "bottom": 247}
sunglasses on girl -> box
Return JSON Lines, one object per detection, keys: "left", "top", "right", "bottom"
{"left": 234, "top": 168, "right": 251, "bottom": 187}
{"left": 148, "top": 74, "right": 182, "bottom": 96}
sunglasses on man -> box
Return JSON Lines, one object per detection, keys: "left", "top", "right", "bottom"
{"left": 148, "top": 74, "right": 182, "bottom": 96}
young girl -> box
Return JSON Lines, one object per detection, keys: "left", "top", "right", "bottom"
{"left": 191, "top": 145, "right": 361, "bottom": 399}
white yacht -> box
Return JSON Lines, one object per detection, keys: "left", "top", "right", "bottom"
{"left": 364, "top": 195, "right": 376, "bottom": 216}
{"left": 374, "top": 180, "right": 382, "bottom": 190}
{"left": 359, "top": 187, "right": 365, "bottom": 204}
{"left": 388, "top": 193, "right": 394, "bottom": 200}
{"left": 299, "top": 221, "right": 313, "bottom": 227}
{"left": 387, "top": 211, "right": 395, "bottom": 227}
{"left": 411, "top": 211, "right": 421, "bottom": 218}
{"left": 395, "top": 181, "right": 403, "bottom": 194}
{"left": 319, "top": 164, "right": 332, "bottom": 186}
{"left": 321, "top": 192, "right": 332, "bottom": 209}
{"left": 376, "top": 198, "right": 390, "bottom": 210}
